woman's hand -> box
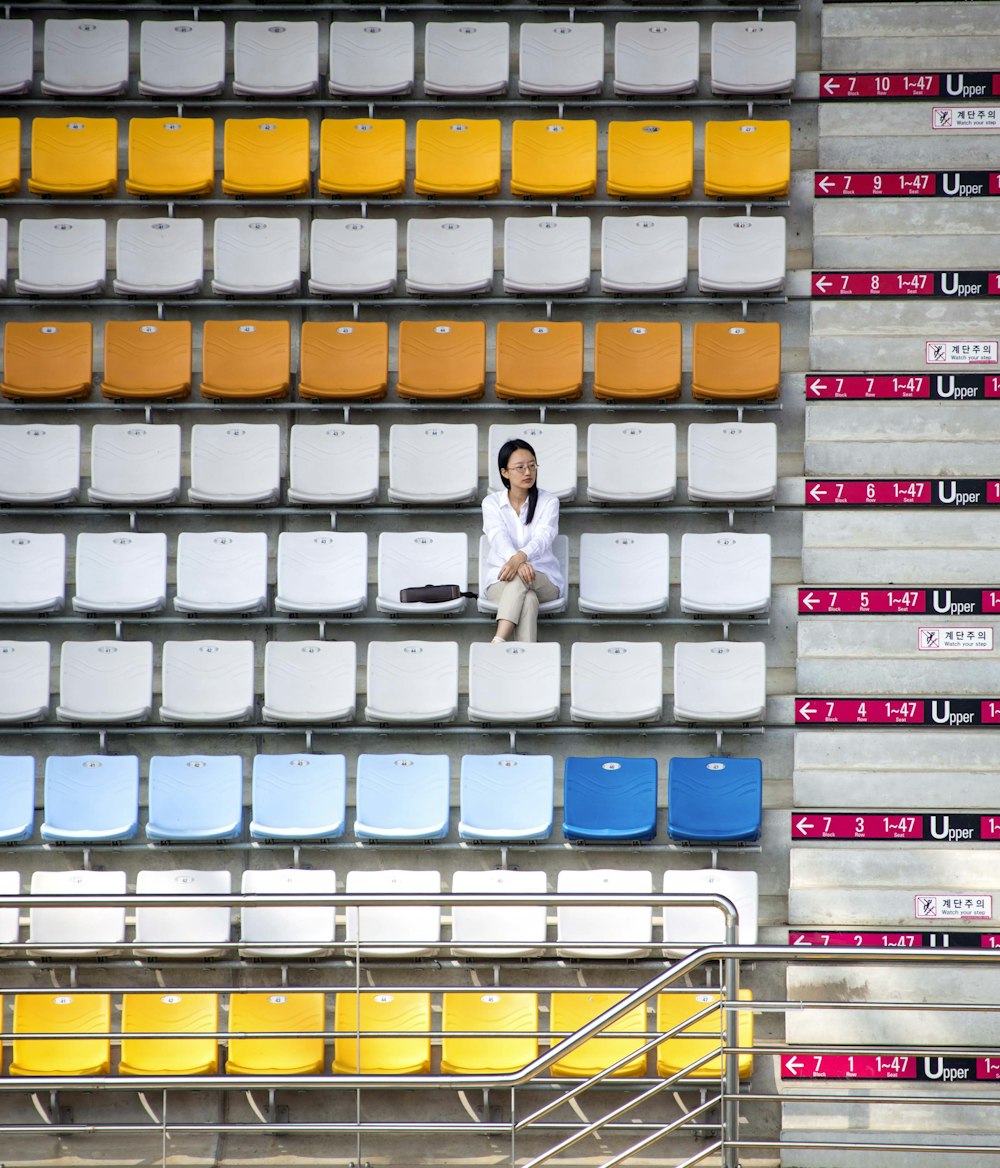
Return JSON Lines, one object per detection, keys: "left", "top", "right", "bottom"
{"left": 516, "top": 560, "right": 535, "bottom": 584}
{"left": 498, "top": 551, "right": 528, "bottom": 582}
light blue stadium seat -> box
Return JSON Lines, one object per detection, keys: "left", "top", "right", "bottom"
{"left": 41, "top": 754, "right": 139, "bottom": 843}
{"left": 146, "top": 755, "right": 243, "bottom": 842}
{"left": 354, "top": 753, "right": 450, "bottom": 842}
{"left": 667, "top": 756, "right": 763, "bottom": 843}
{"left": 0, "top": 755, "right": 35, "bottom": 842}
{"left": 250, "top": 754, "right": 347, "bottom": 841}
{"left": 458, "top": 754, "right": 554, "bottom": 842}
{"left": 562, "top": 756, "right": 658, "bottom": 843}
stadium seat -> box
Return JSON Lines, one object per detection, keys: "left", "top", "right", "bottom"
{"left": 450, "top": 870, "right": 548, "bottom": 958}
{"left": 711, "top": 21, "right": 797, "bottom": 94}
{"left": 189, "top": 423, "right": 281, "bottom": 505}
{"left": 174, "top": 532, "right": 268, "bottom": 614}
{"left": 587, "top": 422, "right": 677, "bottom": 503}
{"left": 388, "top": 423, "right": 479, "bottom": 501}
{"left": 656, "top": 990, "right": 754, "bottom": 1079}
{"left": 28, "top": 117, "right": 117, "bottom": 196}
{"left": 556, "top": 869, "right": 654, "bottom": 959}
{"left": 518, "top": 23, "right": 603, "bottom": 96}
{"left": 365, "top": 640, "right": 460, "bottom": 723}
{"left": 56, "top": 640, "right": 154, "bottom": 723}
{"left": 158, "top": 641, "right": 256, "bottom": 723}
{"left": 415, "top": 119, "right": 502, "bottom": 197}
{"left": 570, "top": 642, "right": 664, "bottom": 724}
{"left": 550, "top": 992, "right": 648, "bottom": 1078}
{"left": 487, "top": 422, "right": 579, "bottom": 501}
{"left": 16, "top": 218, "right": 106, "bottom": 295}
{"left": 250, "top": 753, "right": 347, "bottom": 841}
{"left": 662, "top": 868, "right": 759, "bottom": 953}
{"left": 11, "top": 993, "right": 112, "bottom": 1076}
{"left": 101, "top": 321, "right": 193, "bottom": 402}
{"left": 511, "top": 120, "right": 598, "bottom": 197}
{"left": 0, "top": 757, "right": 35, "bottom": 843}
{"left": 613, "top": 22, "right": 700, "bottom": 96}
{"left": 406, "top": 217, "right": 494, "bottom": 295}
{"left": 672, "top": 642, "right": 767, "bottom": 724}
{"left": 686, "top": 422, "right": 778, "bottom": 503}
{"left": 0, "top": 116, "right": 20, "bottom": 194}
{"left": 200, "top": 319, "right": 291, "bottom": 401}
{"left": 698, "top": 216, "right": 786, "bottom": 294}
{"left": 0, "top": 424, "right": 80, "bottom": 503}
{"left": 344, "top": 869, "right": 441, "bottom": 959}
{"left": 333, "top": 991, "right": 431, "bottom": 1074}
{"left": 287, "top": 422, "right": 380, "bottom": 503}
{"left": 679, "top": 532, "right": 772, "bottom": 616}
{"left": 88, "top": 422, "right": 182, "bottom": 504}
{"left": 262, "top": 640, "right": 357, "bottom": 723}
{"left": 133, "top": 868, "right": 232, "bottom": 958}
{"left": 145, "top": 754, "right": 244, "bottom": 840}
{"left": 113, "top": 217, "right": 204, "bottom": 296}
{"left": 72, "top": 532, "right": 168, "bottom": 614}
{"left": 240, "top": 868, "right": 338, "bottom": 959}
{"left": 494, "top": 319, "right": 584, "bottom": 398}
{"left": 274, "top": 531, "right": 369, "bottom": 614}
{"left": 0, "top": 532, "right": 66, "bottom": 614}
{"left": 328, "top": 20, "right": 415, "bottom": 96}
{"left": 212, "top": 218, "right": 301, "bottom": 297}
{"left": 120, "top": 993, "right": 219, "bottom": 1076}
{"left": 28, "top": 870, "right": 126, "bottom": 959}
{"left": 424, "top": 22, "right": 509, "bottom": 96}
{"left": 42, "top": 18, "right": 128, "bottom": 96}
{"left": 563, "top": 756, "right": 659, "bottom": 842}
{"left": 139, "top": 19, "right": 226, "bottom": 97}
{"left": 0, "top": 21, "right": 32, "bottom": 95}
{"left": 41, "top": 754, "right": 140, "bottom": 842}
{"left": 376, "top": 530, "right": 471, "bottom": 614}
{"left": 477, "top": 534, "right": 570, "bottom": 618}
{"left": 692, "top": 321, "right": 782, "bottom": 402}
{"left": 601, "top": 215, "right": 688, "bottom": 293}
{"left": 594, "top": 321, "right": 682, "bottom": 402}
{"left": 308, "top": 218, "right": 397, "bottom": 296}
{"left": 503, "top": 218, "right": 591, "bottom": 296}
{"left": 396, "top": 322, "right": 487, "bottom": 402}
{"left": 354, "top": 753, "right": 450, "bottom": 841}
{"left": 233, "top": 20, "right": 319, "bottom": 97}
{"left": 297, "top": 322, "right": 389, "bottom": 401}
{"left": 606, "top": 120, "right": 694, "bottom": 198}
{"left": 704, "top": 120, "right": 791, "bottom": 199}
{"left": 226, "top": 992, "right": 326, "bottom": 1075}
{"left": 318, "top": 118, "right": 406, "bottom": 197}
{"left": 578, "top": 532, "right": 670, "bottom": 615}
{"left": 0, "top": 641, "right": 51, "bottom": 723}
{"left": 458, "top": 754, "right": 554, "bottom": 842}
{"left": 126, "top": 117, "right": 214, "bottom": 197}
{"left": 0, "top": 870, "right": 21, "bottom": 937}
{"left": 442, "top": 992, "right": 538, "bottom": 1073}
{"left": 666, "top": 756, "right": 763, "bottom": 843}
{"left": 222, "top": 118, "right": 311, "bottom": 196}
{"left": 468, "top": 642, "right": 561, "bottom": 723}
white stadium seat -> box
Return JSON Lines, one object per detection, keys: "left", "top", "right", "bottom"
{"left": 57, "top": 641, "right": 154, "bottom": 723}
{"left": 329, "top": 21, "right": 415, "bottom": 97}
{"left": 73, "top": 532, "right": 168, "bottom": 614}
{"left": 376, "top": 531, "right": 470, "bottom": 616}
{"left": 308, "top": 219, "right": 397, "bottom": 297}
{"left": 557, "top": 869, "right": 654, "bottom": 959}
{"left": 698, "top": 216, "right": 786, "bottom": 295}
{"left": 134, "top": 869, "right": 232, "bottom": 959}
{"left": 262, "top": 640, "right": 356, "bottom": 724}
{"left": 673, "top": 640, "right": 767, "bottom": 723}
{"left": 504, "top": 217, "right": 591, "bottom": 296}
{"left": 0, "top": 641, "right": 50, "bottom": 723}
{"left": 614, "top": 21, "right": 700, "bottom": 96}
{"left": 406, "top": 218, "right": 494, "bottom": 296}
{"left": 345, "top": 869, "right": 441, "bottom": 958}
{"left": 174, "top": 531, "right": 268, "bottom": 614}
{"left": 365, "top": 641, "right": 460, "bottom": 723}
{"left": 601, "top": 216, "right": 688, "bottom": 294}
{"left": 139, "top": 20, "right": 226, "bottom": 97}
{"left": 424, "top": 22, "right": 509, "bottom": 96}
{"left": 570, "top": 641, "right": 663, "bottom": 723}
{"left": 17, "top": 219, "right": 106, "bottom": 296}
{"left": 0, "top": 425, "right": 80, "bottom": 504}
{"left": 578, "top": 532, "right": 670, "bottom": 615}
{"left": 212, "top": 218, "right": 301, "bottom": 297}
{"left": 188, "top": 423, "right": 281, "bottom": 505}
{"left": 28, "top": 869, "right": 126, "bottom": 959}
{"left": 274, "top": 531, "right": 368, "bottom": 615}
{"left": 518, "top": 23, "right": 604, "bottom": 96}
{"left": 662, "top": 868, "right": 759, "bottom": 955}
{"left": 711, "top": 20, "right": 797, "bottom": 95}
{"left": 0, "top": 20, "right": 33, "bottom": 95}
{"left": 288, "top": 424, "right": 380, "bottom": 506}
{"left": 686, "top": 422, "right": 778, "bottom": 503}
{"left": 0, "top": 533, "right": 66, "bottom": 614}
{"left": 388, "top": 423, "right": 478, "bottom": 505}
{"left": 587, "top": 422, "right": 677, "bottom": 503}
{"left": 42, "top": 18, "right": 129, "bottom": 97}
{"left": 487, "top": 423, "right": 578, "bottom": 502}
{"left": 234, "top": 20, "right": 320, "bottom": 97}
{"left": 114, "top": 218, "right": 204, "bottom": 297}
{"left": 89, "top": 424, "right": 181, "bottom": 506}
{"left": 468, "top": 642, "right": 561, "bottom": 723}
{"left": 680, "top": 532, "right": 772, "bottom": 615}
{"left": 240, "top": 868, "right": 338, "bottom": 959}
{"left": 159, "top": 640, "right": 256, "bottom": 724}
{"left": 451, "top": 869, "right": 548, "bottom": 958}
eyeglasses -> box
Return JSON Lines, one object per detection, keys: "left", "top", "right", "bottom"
{"left": 506, "top": 462, "right": 538, "bottom": 474}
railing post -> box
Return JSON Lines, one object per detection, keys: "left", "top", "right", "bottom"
{"left": 722, "top": 941, "right": 742, "bottom": 1167}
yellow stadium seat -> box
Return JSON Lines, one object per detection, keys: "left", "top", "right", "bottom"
{"left": 495, "top": 320, "right": 583, "bottom": 402}
{"left": 29, "top": 117, "right": 118, "bottom": 196}
{"left": 120, "top": 993, "right": 219, "bottom": 1076}
{"left": 415, "top": 119, "right": 501, "bottom": 197}
{"left": 549, "top": 992, "right": 648, "bottom": 1079}
{"left": 226, "top": 992, "right": 326, "bottom": 1076}
{"left": 126, "top": 117, "right": 215, "bottom": 197}
{"left": 318, "top": 119, "right": 406, "bottom": 197}
{"left": 607, "top": 121, "right": 694, "bottom": 199}
{"left": 655, "top": 989, "right": 754, "bottom": 1080}
{"left": 222, "top": 118, "right": 311, "bottom": 197}
{"left": 397, "top": 320, "right": 486, "bottom": 401}
{"left": 2, "top": 321, "right": 92, "bottom": 401}
{"left": 703, "top": 120, "right": 791, "bottom": 199}
{"left": 332, "top": 991, "right": 431, "bottom": 1075}
{"left": 691, "top": 321, "right": 781, "bottom": 402}
{"left": 510, "top": 120, "right": 597, "bottom": 198}
{"left": 594, "top": 321, "right": 682, "bottom": 402}
{"left": 101, "top": 320, "right": 193, "bottom": 401}
{"left": 298, "top": 321, "right": 389, "bottom": 401}
{"left": 11, "top": 993, "right": 111, "bottom": 1076}
{"left": 441, "top": 992, "right": 538, "bottom": 1075}
{"left": 0, "top": 117, "right": 20, "bottom": 195}
{"left": 200, "top": 320, "right": 291, "bottom": 401}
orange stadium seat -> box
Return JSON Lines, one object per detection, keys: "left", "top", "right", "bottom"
{"left": 0, "top": 117, "right": 20, "bottom": 195}
{"left": 415, "top": 119, "right": 502, "bottom": 197}
{"left": 510, "top": 120, "right": 598, "bottom": 198}
{"left": 397, "top": 320, "right": 487, "bottom": 401}
{"left": 101, "top": 320, "right": 193, "bottom": 401}
{"left": 298, "top": 321, "right": 389, "bottom": 401}
{"left": 495, "top": 321, "right": 584, "bottom": 402}
{"left": 222, "top": 118, "right": 311, "bottom": 197}
{"left": 606, "top": 121, "right": 694, "bottom": 199}
{"left": 703, "top": 120, "right": 791, "bottom": 199}
{"left": 126, "top": 117, "right": 215, "bottom": 197}
{"left": 318, "top": 118, "right": 406, "bottom": 197}
{"left": 593, "top": 321, "right": 682, "bottom": 402}
{"left": 2, "top": 321, "right": 92, "bottom": 401}
{"left": 29, "top": 116, "right": 118, "bottom": 196}
{"left": 199, "top": 320, "right": 291, "bottom": 401}
{"left": 691, "top": 321, "right": 781, "bottom": 402}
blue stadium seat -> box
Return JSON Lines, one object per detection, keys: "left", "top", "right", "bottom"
{"left": 354, "top": 753, "right": 450, "bottom": 842}
{"left": 458, "top": 754, "right": 554, "bottom": 842}
{"left": 0, "top": 755, "right": 35, "bottom": 842}
{"left": 146, "top": 755, "right": 243, "bottom": 842}
{"left": 41, "top": 754, "right": 139, "bottom": 843}
{"left": 562, "top": 756, "right": 658, "bottom": 843}
{"left": 667, "top": 756, "right": 763, "bottom": 843}
{"left": 250, "top": 754, "right": 347, "bottom": 842}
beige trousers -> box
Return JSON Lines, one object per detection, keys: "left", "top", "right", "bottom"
{"left": 487, "top": 572, "right": 560, "bottom": 642}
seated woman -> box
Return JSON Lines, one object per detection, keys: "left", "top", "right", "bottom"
{"left": 481, "top": 439, "right": 563, "bottom": 643}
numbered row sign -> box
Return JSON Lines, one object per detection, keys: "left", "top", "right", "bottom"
{"left": 819, "top": 72, "right": 1000, "bottom": 100}
{"left": 782, "top": 1055, "right": 1000, "bottom": 1081}
{"left": 807, "top": 374, "right": 1000, "bottom": 399}
{"left": 815, "top": 171, "right": 1000, "bottom": 198}
{"left": 805, "top": 480, "right": 1000, "bottom": 506}
{"left": 792, "top": 813, "right": 1000, "bottom": 841}
{"left": 798, "top": 589, "right": 1000, "bottom": 615}
{"left": 812, "top": 271, "right": 1000, "bottom": 297}
{"left": 795, "top": 699, "right": 1000, "bottom": 726}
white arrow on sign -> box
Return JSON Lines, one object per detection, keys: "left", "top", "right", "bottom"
{"left": 808, "top": 380, "right": 827, "bottom": 395}
{"left": 814, "top": 275, "right": 832, "bottom": 292}
{"left": 822, "top": 77, "right": 840, "bottom": 95}
{"left": 801, "top": 592, "right": 819, "bottom": 610}
{"left": 808, "top": 483, "right": 828, "bottom": 503}
{"left": 795, "top": 817, "right": 815, "bottom": 835}
{"left": 791, "top": 935, "right": 812, "bottom": 946}
{"left": 798, "top": 703, "right": 817, "bottom": 721}
{"left": 817, "top": 175, "right": 836, "bottom": 193}
{"left": 785, "top": 1057, "right": 804, "bottom": 1076}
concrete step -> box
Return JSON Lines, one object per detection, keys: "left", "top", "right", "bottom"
{"left": 822, "top": 1, "right": 1000, "bottom": 69}
{"left": 782, "top": 1116, "right": 1000, "bottom": 1168}
{"left": 819, "top": 103, "right": 1000, "bottom": 169}
{"left": 813, "top": 202, "right": 1000, "bottom": 269}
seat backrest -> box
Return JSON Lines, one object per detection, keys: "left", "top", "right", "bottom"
{"left": 146, "top": 753, "right": 244, "bottom": 840}
{"left": 377, "top": 531, "right": 469, "bottom": 600}
{"left": 89, "top": 422, "right": 182, "bottom": 501}
{"left": 487, "top": 421, "right": 578, "bottom": 500}
{"left": 0, "top": 531, "right": 66, "bottom": 613}
{"left": 424, "top": 22, "right": 510, "bottom": 95}
{"left": 240, "top": 868, "right": 338, "bottom": 956}
{"left": 134, "top": 868, "right": 232, "bottom": 957}
{"left": 613, "top": 21, "right": 700, "bottom": 95}
{"left": 388, "top": 423, "right": 479, "bottom": 500}
{"left": 0, "top": 639, "right": 51, "bottom": 722}
{"left": 233, "top": 20, "right": 319, "bottom": 95}
{"left": 28, "top": 869, "right": 127, "bottom": 955}
{"left": 188, "top": 423, "right": 281, "bottom": 504}
{"left": 458, "top": 753, "right": 554, "bottom": 841}
{"left": 275, "top": 530, "right": 369, "bottom": 612}
{"left": 0, "top": 757, "right": 34, "bottom": 843}
{"left": 73, "top": 531, "right": 167, "bottom": 614}
{"left": 518, "top": 22, "right": 604, "bottom": 94}
{"left": 42, "top": 18, "right": 129, "bottom": 95}
{"left": 120, "top": 993, "right": 219, "bottom": 1076}
{"left": 354, "top": 753, "right": 450, "bottom": 840}
{"left": 139, "top": 19, "right": 226, "bottom": 96}
{"left": 250, "top": 752, "right": 348, "bottom": 841}
{"left": 0, "top": 19, "right": 33, "bottom": 94}
{"left": 344, "top": 869, "right": 442, "bottom": 957}
{"left": 577, "top": 531, "right": 670, "bottom": 612}
{"left": 262, "top": 639, "right": 357, "bottom": 723}
{"left": 587, "top": 421, "right": 677, "bottom": 503}
{"left": 226, "top": 992, "right": 326, "bottom": 1075}
{"left": 0, "top": 424, "right": 81, "bottom": 504}
{"left": 329, "top": 20, "right": 415, "bottom": 96}
{"left": 450, "top": 869, "right": 548, "bottom": 957}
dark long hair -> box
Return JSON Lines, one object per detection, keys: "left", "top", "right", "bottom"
{"left": 497, "top": 439, "right": 539, "bottom": 525}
